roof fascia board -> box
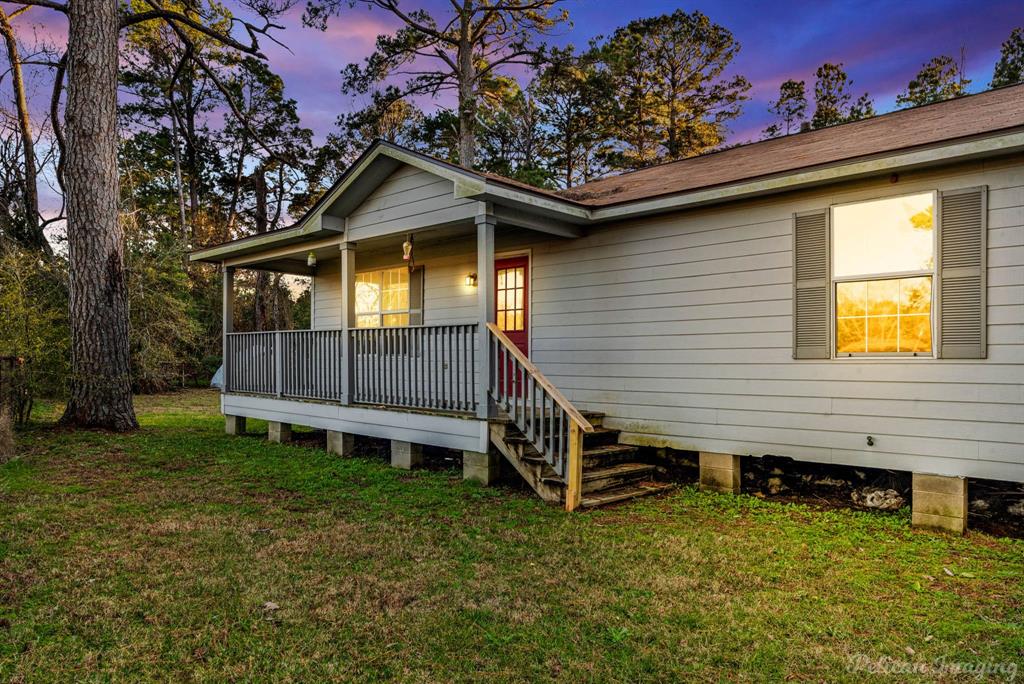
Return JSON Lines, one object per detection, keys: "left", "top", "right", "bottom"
{"left": 477, "top": 184, "right": 590, "bottom": 220}
{"left": 491, "top": 205, "right": 584, "bottom": 238}
{"left": 221, "top": 234, "right": 345, "bottom": 268}
{"left": 191, "top": 131, "right": 1024, "bottom": 263}
{"left": 370, "top": 145, "right": 592, "bottom": 222}
{"left": 590, "top": 130, "right": 1024, "bottom": 221}
{"left": 189, "top": 225, "right": 307, "bottom": 262}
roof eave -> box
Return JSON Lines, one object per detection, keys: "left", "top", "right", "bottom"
{"left": 189, "top": 142, "right": 591, "bottom": 263}
{"left": 189, "top": 129, "right": 1024, "bottom": 264}
{"left": 588, "top": 129, "right": 1024, "bottom": 222}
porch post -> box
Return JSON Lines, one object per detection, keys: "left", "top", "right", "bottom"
{"left": 339, "top": 241, "right": 356, "bottom": 405}
{"left": 475, "top": 205, "right": 495, "bottom": 419}
{"left": 222, "top": 265, "right": 235, "bottom": 393}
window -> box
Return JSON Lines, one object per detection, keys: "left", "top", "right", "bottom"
{"left": 496, "top": 265, "right": 525, "bottom": 332}
{"left": 356, "top": 266, "right": 410, "bottom": 328}
{"left": 832, "top": 192, "right": 935, "bottom": 355}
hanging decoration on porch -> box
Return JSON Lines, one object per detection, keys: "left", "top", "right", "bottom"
{"left": 306, "top": 251, "right": 317, "bottom": 268}
{"left": 402, "top": 233, "right": 415, "bottom": 272}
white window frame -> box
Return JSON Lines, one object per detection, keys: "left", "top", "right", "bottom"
{"left": 829, "top": 190, "right": 938, "bottom": 359}
{"left": 355, "top": 265, "right": 413, "bottom": 329}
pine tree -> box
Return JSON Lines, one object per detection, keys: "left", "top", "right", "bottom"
{"left": 991, "top": 27, "right": 1024, "bottom": 88}
{"left": 594, "top": 9, "right": 750, "bottom": 170}
{"left": 763, "top": 79, "right": 807, "bottom": 138}
{"left": 304, "top": 0, "right": 569, "bottom": 169}
{"left": 531, "top": 46, "right": 608, "bottom": 187}
{"left": 896, "top": 54, "right": 970, "bottom": 108}
{"left": 810, "top": 63, "right": 873, "bottom": 129}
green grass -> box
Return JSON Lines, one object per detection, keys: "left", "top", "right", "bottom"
{"left": 2, "top": 390, "right": 1022, "bottom": 682}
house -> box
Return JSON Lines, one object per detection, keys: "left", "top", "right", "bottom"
{"left": 191, "top": 84, "right": 1024, "bottom": 533}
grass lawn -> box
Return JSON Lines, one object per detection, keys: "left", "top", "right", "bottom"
{"left": 1, "top": 390, "right": 1022, "bottom": 682}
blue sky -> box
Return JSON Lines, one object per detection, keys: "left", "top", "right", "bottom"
{"left": 257, "top": 0, "right": 1024, "bottom": 145}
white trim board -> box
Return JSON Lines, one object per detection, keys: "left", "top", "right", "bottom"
{"left": 222, "top": 393, "right": 489, "bottom": 453}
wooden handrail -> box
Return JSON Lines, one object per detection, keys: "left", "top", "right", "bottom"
{"left": 486, "top": 323, "right": 594, "bottom": 433}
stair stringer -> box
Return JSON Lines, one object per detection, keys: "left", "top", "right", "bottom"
{"left": 488, "top": 422, "right": 564, "bottom": 504}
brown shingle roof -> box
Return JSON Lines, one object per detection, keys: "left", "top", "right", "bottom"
{"left": 558, "top": 84, "right": 1024, "bottom": 207}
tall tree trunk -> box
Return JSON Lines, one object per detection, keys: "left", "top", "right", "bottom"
{"left": 0, "top": 8, "right": 48, "bottom": 254}
{"left": 225, "top": 135, "right": 249, "bottom": 236}
{"left": 253, "top": 165, "right": 270, "bottom": 331}
{"left": 456, "top": 27, "right": 476, "bottom": 168}
{"left": 60, "top": 0, "right": 138, "bottom": 431}
{"left": 271, "top": 272, "right": 282, "bottom": 330}
{"left": 184, "top": 71, "right": 199, "bottom": 236}
{"left": 170, "top": 111, "right": 187, "bottom": 240}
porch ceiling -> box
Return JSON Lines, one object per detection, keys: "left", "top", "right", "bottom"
{"left": 209, "top": 222, "right": 484, "bottom": 273}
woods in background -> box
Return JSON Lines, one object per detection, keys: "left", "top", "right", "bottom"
{"left": 0, "top": 0, "right": 1021, "bottom": 430}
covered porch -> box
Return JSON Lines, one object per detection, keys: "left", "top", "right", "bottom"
{"left": 188, "top": 142, "right": 659, "bottom": 510}
{"left": 204, "top": 203, "right": 597, "bottom": 509}
{"left": 218, "top": 210, "right": 500, "bottom": 419}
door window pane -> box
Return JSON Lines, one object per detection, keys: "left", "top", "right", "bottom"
{"left": 496, "top": 266, "right": 525, "bottom": 332}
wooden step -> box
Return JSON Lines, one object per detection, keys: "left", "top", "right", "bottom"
{"left": 505, "top": 428, "right": 621, "bottom": 452}
{"left": 582, "top": 443, "right": 638, "bottom": 468}
{"left": 509, "top": 444, "right": 641, "bottom": 476}
{"left": 490, "top": 410, "right": 605, "bottom": 429}
{"left": 582, "top": 462, "right": 656, "bottom": 494}
{"left": 583, "top": 426, "right": 620, "bottom": 448}
{"left": 581, "top": 482, "right": 675, "bottom": 509}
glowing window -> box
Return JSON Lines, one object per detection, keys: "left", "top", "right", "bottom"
{"left": 832, "top": 193, "right": 935, "bottom": 355}
{"left": 496, "top": 266, "right": 525, "bottom": 332}
{"left": 355, "top": 266, "right": 410, "bottom": 328}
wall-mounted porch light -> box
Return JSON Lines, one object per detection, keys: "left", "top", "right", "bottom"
{"left": 306, "top": 251, "right": 317, "bottom": 268}
{"left": 465, "top": 272, "right": 478, "bottom": 287}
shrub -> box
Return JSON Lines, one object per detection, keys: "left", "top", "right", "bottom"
{"left": 0, "top": 408, "right": 14, "bottom": 463}
{"left": 0, "top": 246, "right": 69, "bottom": 399}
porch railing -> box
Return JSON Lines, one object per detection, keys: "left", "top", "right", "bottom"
{"left": 351, "top": 324, "right": 477, "bottom": 413}
{"left": 280, "top": 330, "right": 345, "bottom": 400}
{"left": 225, "top": 325, "right": 477, "bottom": 413}
{"left": 225, "top": 330, "right": 344, "bottom": 401}
{"left": 225, "top": 331, "right": 277, "bottom": 396}
{"left": 486, "top": 323, "right": 594, "bottom": 511}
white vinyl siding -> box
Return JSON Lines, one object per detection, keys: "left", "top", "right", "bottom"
{"left": 526, "top": 156, "right": 1024, "bottom": 482}
{"left": 311, "top": 259, "right": 341, "bottom": 330}
{"left": 312, "top": 249, "right": 478, "bottom": 330}
{"left": 346, "top": 165, "right": 477, "bottom": 240}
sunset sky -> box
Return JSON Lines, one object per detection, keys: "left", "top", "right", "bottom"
{"left": 5, "top": 0, "right": 1024, "bottom": 186}
{"left": 249, "top": 0, "right": 1024, "bottom": 145}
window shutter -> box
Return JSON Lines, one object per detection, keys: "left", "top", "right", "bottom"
{"left": 793, "top": 209, "right": 830, "bottom": 359}
{"left": 409, "top": 266, "right": 425, "bottom": 325}
{"left": 938, "top": 186, "right": 987, "bottom": 359}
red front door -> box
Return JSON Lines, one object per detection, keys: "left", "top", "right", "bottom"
{"left": 495, "top": 256, "right": 529, "bottom": 357}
